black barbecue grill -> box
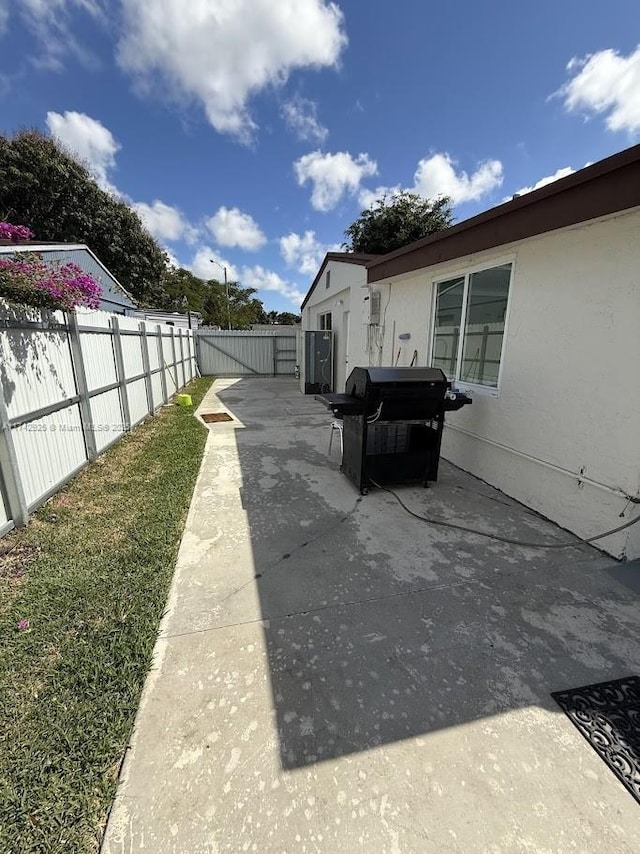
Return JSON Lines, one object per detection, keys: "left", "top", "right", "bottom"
{"left": 316, "top": 366, "right": 471, "bottom": 494}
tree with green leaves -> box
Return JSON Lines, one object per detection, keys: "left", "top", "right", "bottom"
{"left": 225, "top": 282, "right": 267, "bottom": 329}
{"left": 0, "top": 130, "right": 168, "bottom": 304}
{"left": 161, "top": 265, "right": 268, "bottom": 329}
{"left": 272, "top": 311, "right": 301, "bottom": 325}
{"left": 262, "top": 309, "right": 300, "bottom": 325}
{"left": 161, "top": 266, "right": 208, "bottom": 313}
{"left": 343, "top": 191, "right": 453, "bottom": 256}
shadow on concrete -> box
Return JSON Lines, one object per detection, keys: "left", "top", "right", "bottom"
{"left": 214, "top": 378, "right": 640, "bottom": 771}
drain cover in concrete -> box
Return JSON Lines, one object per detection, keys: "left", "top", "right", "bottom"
{"left": 201, "top": 412, "right": 233, "bottom": 423}
{"left": 552, "top": 675, "right": 640, "bottom": 804}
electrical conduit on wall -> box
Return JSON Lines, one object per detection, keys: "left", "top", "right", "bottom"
{"left": 446, "top": 423, "right": 639, "bottom": 505}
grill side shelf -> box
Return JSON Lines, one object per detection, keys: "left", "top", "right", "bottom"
{"left": 315, "top": 393, "right": 364, "bottom": 416}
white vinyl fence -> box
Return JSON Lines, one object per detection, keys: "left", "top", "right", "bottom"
{"left": 0, "top": 304, "right": 197, "bottom": 535}
{"left": 197, "top": 329, "right": 298, "bottom": 377}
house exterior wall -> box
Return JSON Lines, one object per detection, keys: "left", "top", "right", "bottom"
{"left": 365, "top": 209, "right": 640, "bottom": 559}
{"left": 302, "top": 260, "right": 369, "bottom": 391}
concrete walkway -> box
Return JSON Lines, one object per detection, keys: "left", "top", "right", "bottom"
{"left": 103, "top": 378, "right": 640, "bottom": 853}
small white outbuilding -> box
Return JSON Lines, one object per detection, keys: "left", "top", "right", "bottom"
{"left": 301, "top": 144, "right": 640, "bottom": 560}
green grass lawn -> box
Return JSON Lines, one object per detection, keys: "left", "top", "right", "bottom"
{"left": 0, "top": 378, "right": 212, "bottom": 853}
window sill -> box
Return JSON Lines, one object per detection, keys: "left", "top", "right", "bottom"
{"left": 453, "top": 382, "right": 500, "bottom": 399}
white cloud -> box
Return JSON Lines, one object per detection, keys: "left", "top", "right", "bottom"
{"left": 19, "top": 1, "right": 105, "bottom": 69}
{"left": 294, "top": 150, "right": 378, "bottom": 211}
{"left": 282, "top": 95, "right": 328, "bottom": 144}
{"left": 511, "top": 166, "right": 576, "bottom": 197}
{"left": 206, "top": 207, "right": 266, "bottom": 251}
{"left": 133, "top": 200, "right": 198, "bottom": 243}
{"left": 279, "top": 230, "right": 340, "bottom": 275}
{"left": 356, "top": 153, "right": 502, "bottom": 209}
{"left": 46, "top": 111, "right": 203, "bottom": 248}
{"left": 190, "top": 246, "right": 239, "bottom": 282}
{"left": 117, "top": 0, "right": 347, "bottom": 142}
{"left": 165, "top": 249, "right": 180, "bottom": 268}
{"left": 241, "top": 264, "right": 305, "bottom": 306}
{"left": 190, "top": 251, "right": 304, "bottom": 306}
{"left": 559, "top": 46, "right": 640, "bottom": 134}
{"left": 357, "top": 183, "right": 403, "bottom": 209}
{"left": 413, "top": 153, "right": 503, "bottom": 203}
{"left": 46, "top": 110, "right": 120, "bottom": 191}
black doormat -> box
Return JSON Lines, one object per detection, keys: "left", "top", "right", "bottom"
{"left": 552, "top": 675, "right": 640, "bottom": 804}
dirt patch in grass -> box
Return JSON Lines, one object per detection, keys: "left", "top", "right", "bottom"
{"left": 0, "top": 379, "right": 212, "bottom": 853}
{"left": 0, "top": 542, "right": 40, "bottom": 581}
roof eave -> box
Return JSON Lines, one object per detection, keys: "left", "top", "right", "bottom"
{"left": 367, "top": 143, "right": 640, "bottom": 283}
{"left": 300, "top": 251, "right": 380, "bottom": 310}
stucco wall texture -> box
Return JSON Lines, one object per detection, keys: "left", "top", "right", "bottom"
{"left": 302, "top": 210, "right": 640, "bottom": 559}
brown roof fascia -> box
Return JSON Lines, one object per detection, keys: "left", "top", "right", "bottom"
{"left": 367, "top": 143, "right": 640, "bottom": 283}
{"left": 301, "top": 251, "right": 379, "bottom": 309}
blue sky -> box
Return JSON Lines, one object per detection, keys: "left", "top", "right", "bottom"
{"left": 1, "top": 1, "right": 639, "bottom": 312}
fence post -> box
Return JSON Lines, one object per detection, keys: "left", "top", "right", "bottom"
{"left": 0, "top": 391, "right": 28, "bottom": 528}
{"left": 111, "top": 316, "right": 131, "bottom": 431}
{"left": 272, "top": 335, "right": 277, "bottom": 376}
{"left": 178, "top": 329, "right": 185, "bottom": 385}
{"left": 185, "top": 332, "right": 191, "bottom": 380}
{"left": 157, "top": 325, "right": 168, "bottom": 404}
{"left": 194, "top": 331, "right": 200, "bottom": 376}
{"left": 67, "top": 312, "right": 97, "bottom": 462}
{"left": 139, "top": 321, "right": 153, "bottom": 414}
{"left": 170, "top": 327, "right": 179, "bottom": 392}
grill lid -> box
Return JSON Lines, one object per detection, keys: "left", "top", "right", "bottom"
{"left": 360, "top": 367, "right": 447, "bottom": 385}
{"left": 346, "top": 366, "right": 448, "bottom": 399}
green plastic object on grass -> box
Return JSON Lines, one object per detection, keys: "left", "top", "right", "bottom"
{"left": 176, "top": 393, "right": 192, "bottom": 407}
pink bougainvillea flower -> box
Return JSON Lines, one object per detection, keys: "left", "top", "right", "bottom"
{"left": 17, "top": 619, "right": 30, "bottom": 630}
{"left": 1, "top": 223, "right": 103, "bottom": 312}
{"left": 0, "top": 254, "right": 102, "bottom": 311}
{"left": 0, "top": 222, "right": 35, "bottom": 242}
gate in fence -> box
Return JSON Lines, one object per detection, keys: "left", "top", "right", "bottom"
{"left": 196, "top": 329, "right": 299, "bottom": 377}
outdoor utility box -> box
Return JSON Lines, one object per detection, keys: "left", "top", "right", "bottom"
{"left": 303, "top": 330, "right": 333, "bottom": 394}
{"left": 316, "top": 366, "right": 472, "bottom": 493}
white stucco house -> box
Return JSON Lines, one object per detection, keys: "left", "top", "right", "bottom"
{"left": 301, "top": 144, "right": 640, "bottom": 560}
{"left": 301, "top": 252, "right": 379, "bottom": 392}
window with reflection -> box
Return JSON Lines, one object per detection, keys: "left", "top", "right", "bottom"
{"left": 431, "top": 263, "right": 512, "bottom": 388}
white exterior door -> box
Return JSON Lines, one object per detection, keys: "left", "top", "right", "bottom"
{"left": 337, "top": 309, "right": 350, "bottom": 391}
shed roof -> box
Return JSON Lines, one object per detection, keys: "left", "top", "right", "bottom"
{"left": 367, "top": 143, "right": 640, "bottom": 283}
{"left": 0, "top": 242, "right": 136, "bottom": 310}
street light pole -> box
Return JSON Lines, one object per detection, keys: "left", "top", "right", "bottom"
{"left": 209, "top": 259, "right": 232, "bottom": 330}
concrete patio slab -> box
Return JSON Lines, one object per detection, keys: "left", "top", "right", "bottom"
{"left": 103, "top": 377, "right": 640, "bottom": 853}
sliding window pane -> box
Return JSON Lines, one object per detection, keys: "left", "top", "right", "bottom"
{"left": 432, "top": 277, "right": 465, "bottom": 378}
{"left": 460, "top": 264, "right": 511, "bottom": 387}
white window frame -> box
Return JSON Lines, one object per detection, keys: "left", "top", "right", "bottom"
{"left": 429, "top": 255, "right": 515, "bottom": 397}
{"left": 318, "top": 311, "right": 332, "bottom": 331}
